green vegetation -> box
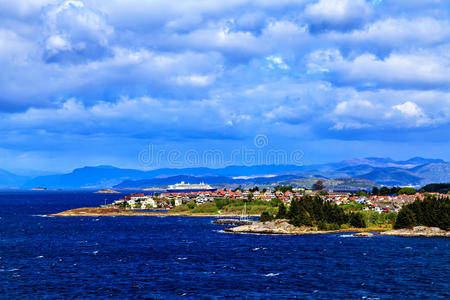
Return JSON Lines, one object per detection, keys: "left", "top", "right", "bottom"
{"left": 186, "top": 202, "right": 196, "bottom": 210}
{"left": 170, "top": 205, "right": 189, "bottom": 213}
{"left": 190, "top": 202, "right": 219, "bottom": 214}
{"left": 372, "top": 186, "right": 418, "bottom": 196}
{"left": 276, "top": 203, "right": 287, "bottom": 219}
{"left": 394, "top": 195, "right": 450, "bottom": 230}
{"left": 312, "top": 180, "right": 324, "bottom": 191}
{"left": 349, "top": 213, "right": 366, "bottom": 228}
{"left": 420, "top": 183, "right": 450, "bottom": 194}
{"left": 282, "top": 195, "right": 347, "bottom": 228}
{"left": 260, "top": 211, "right": 273, "bottom": 222}
{"left": 339, "top": 201, "right": 365, "bottom": 212}
{"left": 259, "top": 195, "right": 397, "bottom": 230}
{"left": 397, "top": 187, "right": 417, "bottom": 195}
{"left": 274, "top": 185, "right": 293, "bottom": 193}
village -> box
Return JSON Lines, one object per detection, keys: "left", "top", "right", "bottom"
{"left": 107, "top": 186, "right": 448, "bottom": 214}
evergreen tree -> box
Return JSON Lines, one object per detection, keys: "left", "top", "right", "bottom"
{"left": 312, "top": 180, "right": 324, "bottom": 191}
{"left": 276, "top": 203, "right": 287, "bottom": 219}
{"left": 290, "top": 207, "right": 312, "bottom": 227}
{"left": 349, "top": 213, "right": 367, "bottom": 228}
{"left": 288, "top": 198, "right": 302, "bottom": 219}
{"left": 394, "top": 207, "right": 416, "bottom": 229}
{"left": 372, "top": 187, "right": 379, "bottom": 195}
{"left": 260, "top": 211, "right": 273, "bottom": 222}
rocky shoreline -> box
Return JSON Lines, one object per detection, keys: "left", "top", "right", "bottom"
{"left": 379, "top": 226, "right": 450, "bottom": 237}
{"left": 223, "top": 220, "right": 336, "bottom": 235}
{"left": 223, "top": 220, "right": 449, "bottom": 237}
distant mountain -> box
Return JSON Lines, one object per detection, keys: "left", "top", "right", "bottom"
{"left": 23, "top": 165, "right": 148, "bottom": 189}
{"left": 409, "top": 163, "right": 450, "bottom": 184}
{"left": 0, "top": 169, "right": 29, "bottom": 188}
{"left": 114, "top": 174, "right": 304, "bottom": 188}
{"left": 358, "top": 168, "right": 423, "bottom": 186}
{"left": 10, "top": 156, "right": 449, "bottom": 189}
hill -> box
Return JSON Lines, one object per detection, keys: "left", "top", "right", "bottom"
{"left": 7, "top": 156, "right": 448, "bottom": 189}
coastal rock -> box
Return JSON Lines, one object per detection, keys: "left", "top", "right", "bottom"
{"left": 353, "top": 232, "right": 374, "bottom": 237}
{"left": 212, "top": 219, "right": 253, "bottom": 226}
{"left": 380, "top": 226, "right": 449, "bottom": 237}
{"left": 224, "top": 220, "right": 322, "bottom": 235}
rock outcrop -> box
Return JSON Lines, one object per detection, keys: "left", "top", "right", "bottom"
{"left": 380, "top": 226, "right": 449, "bottom": 237}
{"left": 212, "top": 219, "right": 253, "bottom": 226}
{"left": 224, "top": 220, "right": 325, "bottom": 235}
{"left": 353, "top": 232, "right": 374, "bottom": 237}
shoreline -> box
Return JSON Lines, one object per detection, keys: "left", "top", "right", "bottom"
{"left": 48, "top": 207, "right": 260, "bottom": 218}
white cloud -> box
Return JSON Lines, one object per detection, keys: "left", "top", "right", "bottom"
{"left": 308, "top": 48, "right": 450, "bottom": 88}
{"left": 392, "top": 101, "right": 424, "bottom": 117}
{"left": 42, "top": 0, "right": 114, "bottom": 62}
{"left": 326, "top": 17, "right": 450, "bottom": 49}
{"left": 305, "top": 0, "right": 373, "bottom": 30}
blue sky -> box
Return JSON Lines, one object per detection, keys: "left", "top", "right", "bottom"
{"left": 1, "top": 0, "right": 449, "bottom": 174}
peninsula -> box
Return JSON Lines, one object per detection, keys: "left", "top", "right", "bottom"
{"left": 50, "top": 184, "right": 449, "bottom": 237}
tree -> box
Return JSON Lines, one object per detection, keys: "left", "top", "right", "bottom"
{"left": 355, "top": 190, "right": 368, "bottom": 196}
{"left": 349, "top": 213, "right": 367, "bottom": 228}
{"left": 270, "top": 197, "right": 282, "bottom": 207}
{"left": 394, "top": 207, "right": 416, "bottom": 229}
{"left": 276, "top": 203, "right": 287, "bottom": 219}
{"left": 247, "top": 193, "right": 254, "bottom": 201}
{"left": 312, "top": 180, "right": 324, "bottom": 191}
{"left": 288, "top": 198, "right": 302, "bottom": 219}
{"left": 372, "top": 187, "right": 379, "bottom": 195}
{"left": 186, "top": 201, "right": 196, "bottom": 210}
{"left": 379, "top": 187, "right": 390, "bottom": 195}
{"left": 290, "top": 207, "right": 312, "bottom": 227}
{"left": 260, "top": 211, "right": 273, "bottom": 222}
{"left": 274, "top": 186, "right": 293, "bottom": 193}
{"left": 398, "top": 187, "right": 416, "bottom": 195}
{"left": 249, "top": 186, "right": 259, "bottom": 192}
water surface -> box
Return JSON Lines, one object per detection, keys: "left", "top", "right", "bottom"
{"left": 0, "top": 191, "right": 449, "bottom": 299}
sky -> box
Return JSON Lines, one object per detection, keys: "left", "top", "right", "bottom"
{"left": 1, "top": 0, "right": 450, "bottom": 174}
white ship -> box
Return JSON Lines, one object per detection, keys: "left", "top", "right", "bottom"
{"left": 167, "top": 181, "right": 215, "bottom": 191}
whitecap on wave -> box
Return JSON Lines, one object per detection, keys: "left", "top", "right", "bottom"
{"left": 32, "top": 214, "right": 53, "bottom": 217}
{"left": 338, "top": 234, "right": 354, "bottom": 238}
{"left": 264, "top": 273, "right": 280, "bottom": 277}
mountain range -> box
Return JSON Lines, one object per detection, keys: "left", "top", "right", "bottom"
{"left": 0, "top": 157, "right": 448, "bottom": 189}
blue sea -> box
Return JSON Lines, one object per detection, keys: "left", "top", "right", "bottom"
{"left": 0, "top": 191, "right": 449, "bottom": 299}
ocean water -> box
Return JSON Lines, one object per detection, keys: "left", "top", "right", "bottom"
{"left": 0, "top": 191, "right": 449, "bottom": 299}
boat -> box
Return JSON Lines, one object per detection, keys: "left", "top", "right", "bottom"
{"left": 240, "top": 203, "right": 249, "bottom": 221}
{"left": 167, "top": 181, "right": 216, "bottom": 192}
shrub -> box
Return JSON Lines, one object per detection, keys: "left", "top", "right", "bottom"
{"left": 186, "top": 202, "right": 196, "bottom": 210}
{"left": 349, "top": 213, "right": 367, "bottom": 228}
{"left": 170, "top": 205, "right": 189, "bottom": 213}
{"left": 260, "top": 211, "right": 273, "bottom": 222}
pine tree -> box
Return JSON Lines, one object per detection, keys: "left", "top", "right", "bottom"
{"left": 260, "top": 211, "right": 273, "bottom": 222}
{"left": 349, "top": 213, "right": 367, "bottom": 228}
{"left": 394, "top": 207, "right": 416, "bottom": 229}
{"left": 276, "top": 203, "right": 287, "bottom": 219}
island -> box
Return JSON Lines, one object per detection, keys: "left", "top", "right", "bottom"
{"left": 94, "top": 189, "right": 121, "bottom": 194}
{"left": 50, "top": 186, "right": 449, "bottom": 237}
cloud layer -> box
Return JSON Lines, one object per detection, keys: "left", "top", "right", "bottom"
{"left": 0, "top": 0, "right": 449, "bottom": 172}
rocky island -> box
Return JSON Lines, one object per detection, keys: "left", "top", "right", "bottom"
{"left": 380, "top": 226, "right": 450, "bottom": 237}
{"left": 95, "top": 189, "right": 121, "bottom": 194}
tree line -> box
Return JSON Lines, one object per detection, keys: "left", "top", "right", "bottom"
{"left": 394, "top": 195, "right": 450, "bottom": 230}
{"left": 260, "top": 195, "right": 367, "bottom": 229}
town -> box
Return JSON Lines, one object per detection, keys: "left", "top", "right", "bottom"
{"left": 107, "top": 181, "right": 449, "bottom": 215}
